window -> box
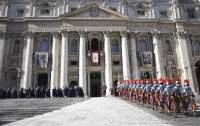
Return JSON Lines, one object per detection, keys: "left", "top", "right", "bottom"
{"left": 71, "top": 39, "right": 78, "bottom": 55}
{"left": 137, "top": 10, "right": 145, "bottom": 16}
{"left": 110, "top": 7, "right": 117, "bottom": 11}
{"left": 40, "top": 2, "right": 51, "bottom": 15}
{"left": 160, "top": 11, "right": 167, "bottom": 18}
{"left": 39, "top": 39, "right": 49, "bottom": 52}
{"left": 16, "top": 9, "right": 24, "bottom": 17}
{"left": 165, "top": 40, "right": 173, "bottom": 55}
{"left": 187, "top": 9, "right": 196, "bottom": 19}
{"left": 113, "top": 61, "right": 120, "bottom": 65}
{"left": 139, "top": 39, "right": 148, "bottom": 52}
{"left": 136, "top": 4, "right": 145, "bottom": 17}
{"left": 13, "top": 40, "right": 20, "bottom": 53}
{"left": 70, "top": 61, "right": 78, "bottom": 66}
{"left": 71, "top": 7, "right": 77, "bottom": 12}
{"left": 194, "top": 40, "right": 200, "bottom": 55}
{"left": 112, "top": 39, "right": 119, "bottom": 54}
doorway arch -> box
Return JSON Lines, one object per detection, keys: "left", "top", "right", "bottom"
{"left": 195, "top": 61, "right": 200, "bottom": 92}
{"left": 69, "top": 80, "right": 78, "bottom": 88}
{"left": 91, "top": 38, "right": 100, "bottom": 51}
{"left": 5, "top": 67, "right": 21, "bottom": 90}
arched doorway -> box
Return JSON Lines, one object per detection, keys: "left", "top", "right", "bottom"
{"left": 90, "top": 38, "right": 100, "bottom": 51}
{"left": 5, "top": 67, "right": 21, "bottom": 90}
{"left": 69, "top": 80, "right": 78, "bottom": 88}
{"left": 195, "top": 61, "right": 200, "bottom": 92}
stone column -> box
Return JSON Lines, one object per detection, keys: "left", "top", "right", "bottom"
{"left": 0, "top": 32, "right": 6, "bottom": 84}
{"left": 22, "top": 32, "right": 35, "bottom": 89}
{"left": 4, "top": 2, "right": 9, "bottom": 17}
{"left": 30, "top": 1, "right": 36, "bottom": 17}
{"left": 64, "top": 1, "right": 69, "bottom": 13}
{"left": 50, "top": 32, "right": 59, "bottom": 92}
{"left": 121, "top": 31, "right": 130, "bottom": 80}
{"left": 78, "top": 31, "right": 87, "bottom": 96}
{"left": 171, "top": 0, "right": 180, "bottom": 19}
{"left": 176, "top": 31, "right": 195, "bottom": 91}
{"left": 152, "top": 30, "right": 163, "bottom": 78}
{"left": 130, "top": 33, "right": 139, "bottom": 79}
{"left": 103, "top": 31, "right": 112, "bottom": 95}
{"left": 60, "top": 31, "right": 69, "bottom": 89}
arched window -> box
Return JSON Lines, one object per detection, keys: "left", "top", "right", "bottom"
{"left": 39, "top": 39, "right": 49, "bottom": 52}
{"left": 194, "top": 40, "right": 200, "bottom": 54}
{"left": 40, "top": 2, "right": 51, "bottom": 15}
{"left": 139, "top": 39, "right": 148, "bottom": 52}
{"left": 165, "top": 40, "right": 173, "bottom": 53}
{"left": 112, "top": 39, "right": 119, "bottom": 53}
{"left": 71, "top": 39, "right": 78, "bottom": 55}
{"left": 13, "top": 40, "right": 20, "bottom": 53}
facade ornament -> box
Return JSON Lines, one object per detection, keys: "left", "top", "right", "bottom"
{"left": 24, "top": 31, "right": 35, "bottom": 39}
{"left": 90, "top": 4, "right": 98, "bottom": 17}
{"left": 103, "top": 0, "right": 108, "bottom": 8}
{"left": 51, "top": 32, "right": 60, "bottom": 39}
{"left": 176, "top": 31, "right": 187, "bottom": 38}
{"left": 61, "top": 30, "right": 70, "bottom": 37}
{"left": 78, "top": 30, "right": 87, "bottom": 37}
{"left": 170, "top": 0, "right": 179, "bottom": 7}
{"left": 0, "top": 32, "right": 6, "bottom": 39}
{"left": 120, "top": 31, "right": 127, "bottom": 38}
{"left": 151, "top": 30, "right": 160, "bottom": 38}
{"left": 103, "top": 31, "right": 111, "bottom": 38}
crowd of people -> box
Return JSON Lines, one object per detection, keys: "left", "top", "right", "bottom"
{"left": 116, "top": 77, "right": 197, "bottom": 117}
{"left": 0, "top": 86, "right": 84, "bottom": 99}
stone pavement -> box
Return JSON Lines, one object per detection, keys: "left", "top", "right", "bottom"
{"left": 5, "top": 97, "right": 172, "bottom": 126}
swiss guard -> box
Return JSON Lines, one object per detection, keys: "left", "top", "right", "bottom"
{"left": 163, "top": 78, "right": 173, "bottom": 112}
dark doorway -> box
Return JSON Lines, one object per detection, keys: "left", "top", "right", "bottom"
{"left": 195, "top": 61, "right": 200, "bottom": 92}
{"left": 69, "top": 81, "right": 78, "bottom": 88}
{"left": 91, "top": 38, "right": 99, "bottom": 51}
{"left": 37, "top": 73, "right": 48, "bottom": 88}
{"left": 90, "top": 72, "right": 101, "bottom": 97}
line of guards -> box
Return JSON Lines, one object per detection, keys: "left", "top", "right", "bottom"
{"left": 116, "top": 77, "right": 197, "bottom": 117}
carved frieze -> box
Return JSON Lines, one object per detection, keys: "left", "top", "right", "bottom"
{"left": 0, "top": 32, "right": 6, "bottom": 39}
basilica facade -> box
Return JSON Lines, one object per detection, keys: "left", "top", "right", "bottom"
{"left": 0, "top": 0, "right": 200, "bottom": 96}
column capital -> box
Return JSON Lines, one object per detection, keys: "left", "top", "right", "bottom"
{"left": 51, "top": 32, "right": 60, "bottom": 39}
{"left": 176, "top": 31, "right": 187, "bottom": 38}
{"left": 0, "top": 32, "right": 6, "bottom": 39}
{"left": 151, "top": 30, "right": 160, "bottom": 38}
{"left": 103, "top": 31, "right": 111, "bottom": 38}
{"left": 120, "top": 31, "right": 127, "bottom": 38}
{"left": 24, "top": 31, "right": 35, "bottom": 39}
{"left": 61, "top": 31, "right": 70, "bottom": 37}
{"left": 78, "top": 30, "right": 87, "bottom": 37}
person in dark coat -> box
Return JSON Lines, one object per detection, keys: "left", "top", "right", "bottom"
{"left": 26, "top": 87, "right": 31, "bottom": 98}
{"left": 41, "top": 87, "right": 46, "bottom": 98}
{"left": 19, "top": 88, "right": 25, "bottom": 98}
{"left": 69, "top": 87, "right": 76, "bottom": 97}
{"left": 35, "top": 86, "right": 41, "bottom": 98}
{"left": 3, "top": 89, "right": 7, "bottom": 98}
{"left": 75, "top": 86, "right": 80, "bottom": 97}
{"left": 0, "top": 88, "right": 3, "bottom": 98}
{"left": 45, "top": 88, "right": 50, "bottom": 98}
{"left": 11, "top": 88, "right": 17, "bottom": 98}
{"left": 63, "top": 86, "right": 68, "bottom": 97}
{"left": 79, "top": 87, "right": 84, "bottom": 97}
{"left": 52, "top": 87, "right": 57, "bottom": 98}
{"left": 59, "top": 88, "right": 63, "bottom": 97}
{"left": 7, "top": 89, "right": 11, "bottom": 98}
{"left": 31, "top": 87, "right": 35, "bottom": 98}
